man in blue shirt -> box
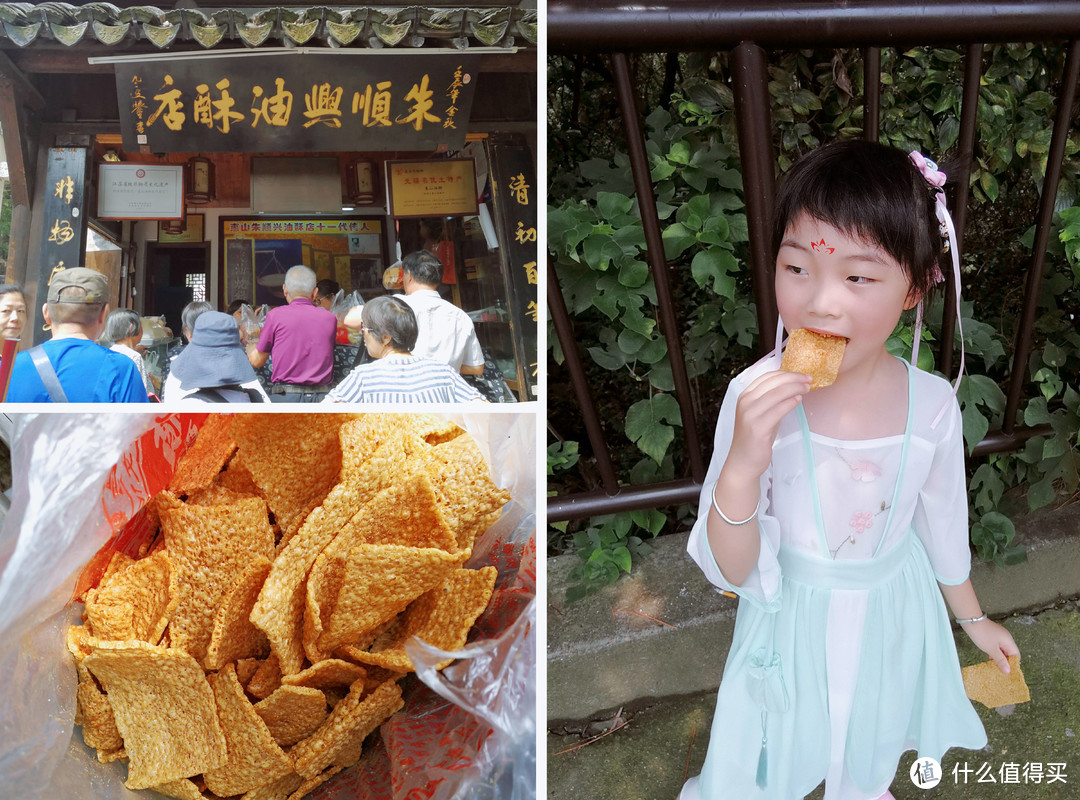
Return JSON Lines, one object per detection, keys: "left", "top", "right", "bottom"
{"left": 6, "top": 268, "right": 149, "bottom": 403}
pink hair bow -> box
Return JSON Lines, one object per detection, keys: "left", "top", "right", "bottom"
{"left": 909, "top": 151, "right": 946, "bottom": 190}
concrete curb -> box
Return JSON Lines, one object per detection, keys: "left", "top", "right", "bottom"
{"left": 547, "top": 504, "right": 1080, "bottom": 724}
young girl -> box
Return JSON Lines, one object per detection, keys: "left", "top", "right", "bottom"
{"left": 681, "top": 140, "right": 1019, "bottom": 800}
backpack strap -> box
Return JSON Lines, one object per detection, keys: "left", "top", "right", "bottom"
{"left": 28, "top": 345, "right": 68, "bottom": 403}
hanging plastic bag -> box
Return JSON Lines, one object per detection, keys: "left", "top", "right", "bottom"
{"left": 0, "top": 412, "right": 535, "bottom": 800}
{"left": 238, "top": 303, "right": 266, "bottom": 345}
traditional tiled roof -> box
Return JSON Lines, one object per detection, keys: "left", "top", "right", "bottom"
{"left": 0, "top": 3, "right": 536, "bottom": 49}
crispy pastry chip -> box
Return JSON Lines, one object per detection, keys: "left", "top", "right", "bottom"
{"left": 204, "top": 557, "right": 272, "bottom": 670}
{"left": 84, "top": 550, "right": 176, "bottom": 644}
{"left": 82, "top": 640, "right": 226, "bottom": 790}
{"left": 420, "top": 435, "right": 511, "bottom": 550}
{"left": 281, "top": 659, "right": 368, "bottom": 691}
{"left": 161, "top": 495, "right": 274, "bottom": 663}
{"left": 168, "top": 415, "right": 236, "bottom": 496}
{"left": 345, "top": 567, "right": 497, "bottom": 673}
{"left": 187, "top": 482, "right": 256, "bottom": 508}
{"left": 302, "top": 475, "right": 456, "bottom": 662}
{"left": 287, "top": 766, "right": 344, "bottom": 800}
{"left": 67, "top": 624, "right": 94, "bottom": 663}
{"left": 318, "top": 544, "right": 461, "bottom": 654}
{"left": 247, "top": 652, "right": 283, "bottom": 700}
{"left": 230, "top": 413, "right": 348, "bottom": 539}
{"left": 253, "top": 685, "right": 328, "bottom": 748}
{"left": 780, "top": 328, "right": 848, "bottom": 390}
{"left": 252, "top": 430, "right": 432, "bottom": 675}
{"left": 239, "top": 773, "right": 304, "bottom": 800}
{"left": 963, "top": 654, "right": 1030, "bottom": 708}
{"left": 151, "top": 778, "right": 204, "bottom": 800}
{"left": 75, "top": 661, "right": 123, "bottom": 752}
{"left": 203, "top": 664, "right": 294, "bottom": 797}
{"left": 338, "top": 414, "right": 459, "bottom": 478}
{"left": 290, "top": 679, "right": 404, "bottom": 779}
{"left": 217, "top": 459, "right": 263, "bottom": 498}
{"left": 236, "top": 657, "right": 261, "bottom": 688}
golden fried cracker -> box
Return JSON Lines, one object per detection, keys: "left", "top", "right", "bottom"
{"left": 151, "top": 778, "right": 204, "bottom": 800}
{"left": 286, "top": 765, "right": 344, "bottom": 800}
{"left": 239, "top": 773, "right": 304, "bottom": 800}
{"left": 84, "top": 550, "right": 177, "bottom": 644}
{"left": 97, "top": 747, "right": 127, "bottom": 764}
{"left": 203, "top": 664, "right": 294, "bottom": 797}
{"left": 252, "top": 430, "right": 432, "bottom": 675}
{"left": 301, "top": 475, "right": 455, "bottom": 663}
{"left": 187, "top": 482, "right": 256, "bottom": 507}
{"left": 963, "top": 654, "right": 1029, "bottom": 708}
{"left": 236, "top": 657, "right": 261, "bottom": 688}
{"left": 780, "top": 328, "right": 847, "bottom": 390}
{"left": 281, "top": 659, "right": 367, "bottom": 692}
{"left": 168, "top": 415, "right": 236, "bottom": 496}
{"left": 253, "top": 685, "right": 328, "bottom": 748}
{"left": 247, "top": 652, "right": 282, "bottom": 700}
{"left": 161, "top": 496, "right": 274, "bottom": 663}
{"left": 75, "top": 661, "right": 123, "bottom": 752}
{"left": 338, "top": 414, "right": 459, "bottom": 478}
{"left": 204, "top": 558, "right": 272, "bottom": 670}
{"left": 318, "top": 544, "right": 462, "bottom": 654}
{"left": 230, "top": 414, "right": 348, "bottom": 540}
{"left": 421, "top": 434, "right": 511, "bottom": 550}
{"left": 83, "top": 640, "right": 226, "bottom": 790}
{"left": 290, "top": 679, "right": 403, "bottom": 779}
{"left": 67, "top": 624, "right": 94, "bottom": 663}
{"left": 345, "top": 567, "right": 497, "bottom": 672}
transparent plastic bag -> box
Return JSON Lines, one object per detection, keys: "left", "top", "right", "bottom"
{"left": 238, "top": 303, "right": 266, "bottom": 345}
{"left": 0, "top": 412, "right": 535, "bottom": 800}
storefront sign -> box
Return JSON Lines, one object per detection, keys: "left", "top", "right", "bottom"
{"left": 387, "top": 159, "right": 478, "bottom": 218}
{"left": 98, "top": 164, "right": 184, "bottom": 220}
{"left": 488, "top": 142, "right": 537, "bottom": 398}
{"left": 34, "top": 148, "right": 90, "bottom": 344}
{"left": 114, "top": 53, "right": 479, "bottom": 153}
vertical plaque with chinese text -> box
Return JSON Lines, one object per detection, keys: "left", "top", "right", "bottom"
{"left": 34, "top": 148, "right": 90, "bottom": 345}
{"left": 489, "top": 142, "right": 537, "bottom": 399}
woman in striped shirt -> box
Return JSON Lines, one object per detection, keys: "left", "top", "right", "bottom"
{"left": 324, "top": 295, "right": 484, "bottom": 404}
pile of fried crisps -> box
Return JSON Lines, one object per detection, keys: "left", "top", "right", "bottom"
{"left": 68, "top": 413, "right": 511, "bottom": 800}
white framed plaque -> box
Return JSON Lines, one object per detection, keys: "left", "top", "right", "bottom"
{"left": 97, "top": 164, "right": 184, "bottom": 219}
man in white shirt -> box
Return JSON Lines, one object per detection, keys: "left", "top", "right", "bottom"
{"left": 397, "top": 250, "right": 485, "bottom": 375}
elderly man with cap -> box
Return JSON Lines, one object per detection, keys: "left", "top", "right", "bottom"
{"left": 163, "top": 311, "right": 269, "bottom": 403}
{"left": 247, "top": 264, "right": 336, "bottom": 402}
{"left": 6, "top": 267, "right": 148, "bottom": 403}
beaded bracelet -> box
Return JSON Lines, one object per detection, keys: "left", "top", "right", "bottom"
{"left": 955, "top": 614, "right": 987, "bottom": 625}
{"left": 711, "top": 491, "right": 759, "bottom": 526}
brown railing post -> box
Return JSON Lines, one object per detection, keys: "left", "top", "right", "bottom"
{"left": 547, "top": 253, "right": 621, "bottom": 494}
{"left": 611, "top": 52, "right": 705, "bottom": 481}
{"left": 1003, "top": 38, "right": 1080, "bottom": 433}
{"left": 863, "top": 46, "right": 880, "bottom": 140}
{"left": 731, "top": 42, "right": 778, "bottom": 358}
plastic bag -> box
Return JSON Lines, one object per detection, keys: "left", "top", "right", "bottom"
{"left": 330, "top": 291, "right": 365, "bottom": 346}
{"left": 238, "top": 303, "right": 266, "bottom": 345}
{"left": 0, "top": 412, "right": 535, "bottom": 800}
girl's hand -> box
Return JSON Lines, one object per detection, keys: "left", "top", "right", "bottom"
{"left": 963, "top": 619, "right": 1020, "bottom": 674}
{"left": 725, "top": 370, "right": 811, "bottom": 481}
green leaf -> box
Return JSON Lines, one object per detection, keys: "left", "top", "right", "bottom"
{"left": 1027, "top": 474, "right": 1056, "bottom": 510}
{"left": 626, "top": 393, "right": 682, "bottom": 465}
{"left": 668, "top": 140, "right": 691, "bottom": 165}
{"left": 597, "top": 192, "right": 634, "bottom": 220}
{"left": 611, "top": 545, "right": 633, "bottom": 574}
{"left": 630, "top": 508, "right": 666, "bottom": 536}
{"left": 662, "top": 222, "right": 697, "bottom": 259}
{"left": 960, "top": 400, "right": 990, "bottom": 453}
{"left": 618, "top": 259, "right": 650, "bottom": 289}
{"left": 691, "top": 247, "right": 738, "bottom": 296}
{"left": 980, "top": 170, "right": 1000, "bottom": 202}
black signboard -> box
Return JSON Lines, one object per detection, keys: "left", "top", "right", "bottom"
{"left": 488, "top": 141, "right": 537, "bottom": 399}
{"left": 34, "top": 148, "right": 90, "bottom": 344}
{"left": 115, "top": 53, "right": 480, "bottom": 153}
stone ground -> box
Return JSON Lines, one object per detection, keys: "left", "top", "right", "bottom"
{"left": 548, "top": 605, "right": 1080, "bottom": 800}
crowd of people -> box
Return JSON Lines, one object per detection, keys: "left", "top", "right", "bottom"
{"left": 0, "top": 250, "right": 497, "bottom": 405}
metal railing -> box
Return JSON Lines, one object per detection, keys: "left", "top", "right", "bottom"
{"left": 548, "top": 1, "right": 1080, "bottom": 522}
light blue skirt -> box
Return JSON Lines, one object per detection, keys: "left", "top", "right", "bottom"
{"left": 689, "top": 534, "right": 986, "bottom": 799}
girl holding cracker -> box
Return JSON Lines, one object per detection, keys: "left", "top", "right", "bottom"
{"left": 682, "top": 140, "right": 1019, "bottom": 800}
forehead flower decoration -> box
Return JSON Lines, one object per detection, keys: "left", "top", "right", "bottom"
{"left": 810, "top": 239, "right": 835, "bottom": 254}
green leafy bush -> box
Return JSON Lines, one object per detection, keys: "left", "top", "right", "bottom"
{"left": 549, "top": 46, "right": 1080, "bottom": 600}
